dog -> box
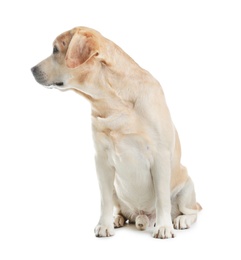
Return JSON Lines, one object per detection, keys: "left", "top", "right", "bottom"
{"left": 31, "top": 26, "right": 201, "bottom": 239}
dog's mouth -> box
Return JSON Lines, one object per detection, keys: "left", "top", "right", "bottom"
{"left": 53, "top": 82, "right": 64, "bottom": 86}
{"left": 44, "top": 82, "right": 64, "bottom": 90}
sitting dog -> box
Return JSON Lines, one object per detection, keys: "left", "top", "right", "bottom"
{"left": 31, "top": 26, "right": 201, "bottom": 239}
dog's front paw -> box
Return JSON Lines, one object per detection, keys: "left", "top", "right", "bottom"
{"left": 94, "top": 224, "right": 114, "bottom": 237}
{"left": 152, "top": 226, "right": 175, "bottom": 239}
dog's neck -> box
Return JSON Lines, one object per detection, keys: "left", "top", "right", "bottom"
{"left": 90, "top": 87, "right": 134, "bottom": 119}
{"left": 73, "top": 40, "right": 161, "bottom": 123}
{"left": 80, "top": 44, "right": 140, "bottom": 118}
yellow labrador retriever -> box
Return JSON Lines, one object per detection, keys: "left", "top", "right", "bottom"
{"left": 31, "top": 27, "right": 201, "bottom": 239}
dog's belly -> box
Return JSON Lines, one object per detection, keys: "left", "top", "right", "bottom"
{"left": 106, "top": 135, "right": 156, "bottom": 217}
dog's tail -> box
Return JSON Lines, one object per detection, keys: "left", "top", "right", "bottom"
{"left": 135, "top": 214, "right": 150, "bottom": 231}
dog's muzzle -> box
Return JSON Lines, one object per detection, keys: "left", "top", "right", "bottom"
{"left": 31, "top": 66, "right": 50, "bottom": 86}
{"left": 31, "top": 66, "right": 64, "bottom": 87}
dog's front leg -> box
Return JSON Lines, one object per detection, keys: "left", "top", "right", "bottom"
{"left": 151, "top": 151, "right": 175, "bottom": 239}
{"left": 94, "top": 154, "right": 115, "bottom": 237}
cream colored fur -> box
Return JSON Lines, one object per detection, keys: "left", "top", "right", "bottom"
{"left": 31, "top": 26, "right": 201, "bottom": 239}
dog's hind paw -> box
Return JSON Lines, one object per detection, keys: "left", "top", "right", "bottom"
{"left": 135, "top": 214, "right": 149, "bottom": 230}
{"left": 114, "top": 214, "right": 125, "bottom": 228}
{"left": 173, "top": 214, "right": 197, "bottom": 230}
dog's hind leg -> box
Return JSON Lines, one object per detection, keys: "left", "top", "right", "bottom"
{"left": 173, "top": 177, "right": 202, "bottom": 230}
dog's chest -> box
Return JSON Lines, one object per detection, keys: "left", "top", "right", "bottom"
{"left": 93, "top": 116, "right": 156, "bottom": 210}
{"left": 92, "top": 112, "right": 155, "bottom": 177}
{"left": 100, "top": 129, "right": 153, "bottom": 168}
{"left": 105, "top": 132, "right": 156, "bottom": 210}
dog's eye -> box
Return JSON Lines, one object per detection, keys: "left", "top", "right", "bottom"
{"left": 53, "top": 46, "right": 59, "bottom": 54}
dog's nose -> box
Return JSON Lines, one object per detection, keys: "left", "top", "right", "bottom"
{"left": 31, "top": 66, "right": 38, "bottom": 75}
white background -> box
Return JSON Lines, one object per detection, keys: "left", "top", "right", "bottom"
{"left": 1, "top": 0, "right": 241, "bottom": 259}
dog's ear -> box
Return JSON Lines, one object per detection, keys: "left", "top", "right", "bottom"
{"left": 65, "top": 30, "right": 98, "bottom": 68}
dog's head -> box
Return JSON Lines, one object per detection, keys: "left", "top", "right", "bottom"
{"left": 31, "top": 27, "right": 101, "bottom": 92}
